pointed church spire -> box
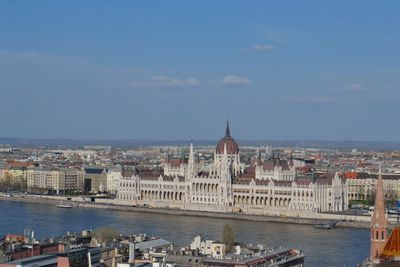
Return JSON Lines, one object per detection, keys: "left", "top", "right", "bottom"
{"left": 225, "top": 119, "right": 231, "bottom": 137}
{"left": 373, "top": 164, "right": 385, "bottom": 221}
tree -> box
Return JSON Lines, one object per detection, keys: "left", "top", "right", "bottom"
{"left": 0, "top": 174, "right": 27, "bottom": 192}
{"left": 222, "top": 223, "right": 235, "bottom": 253}
{"left": 0, "top": 173, "right": 12, "bottom": 192}
{"left": 366, "top": 189, "right": 376, "bottom": 206}
{"left": 92, "top": 227, "right": 119, "bottom": 243}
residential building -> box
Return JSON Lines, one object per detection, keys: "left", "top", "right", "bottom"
{"left": 27, "top": 168, "right": 65, "bottom": 192}
{"left": 84, "top": 167, "right": 107, "bottom": 193}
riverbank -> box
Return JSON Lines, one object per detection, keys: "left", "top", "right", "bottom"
{"left": 0, "top": 194, "right": 374, "bottom": 229}
{"left": 0, "top": 198, "right": 370, "bottom": 266}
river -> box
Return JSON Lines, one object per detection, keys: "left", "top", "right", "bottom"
{"left": 0, "top": 200, "right": 369, "bottom": 266}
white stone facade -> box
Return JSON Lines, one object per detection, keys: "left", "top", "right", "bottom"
{"left": 116, "top": 126, "right": 348, "bottom": 214}
{"left": 346, "top": 173, "right": 400, "bottom": 201}
{"left": 190, "top": 235, "right": 226, "bottom": 259}
{"left": 106, "top": 170, "right": 122, "bottom": 194}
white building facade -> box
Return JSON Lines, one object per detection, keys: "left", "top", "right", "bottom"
{"left": 116, "top": 123, "right": 348, "bottom": 214}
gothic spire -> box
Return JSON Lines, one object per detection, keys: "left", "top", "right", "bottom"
{"left": 370, "top": 163, "right": 388, "bottom": 262}
{"left": 181, "top": 148, "right": 185, "bottom": 161}
{"left": 373, "top": 164, "right": 386, "bottom": 223}
{"left": 188, "top": 141, "right": 195, "bottom": 177}
{"left": 189, "top": 141, "right": 194, "bottom": 158}
{"left": 225, "top": 119, "right": 231, "bottom": 137}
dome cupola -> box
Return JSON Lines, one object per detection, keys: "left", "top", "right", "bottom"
{"left": 216, "top": 120, "right": 239, "bottom": 155}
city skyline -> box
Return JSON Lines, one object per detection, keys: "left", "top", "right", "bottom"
{"left": 1, "top": 1, "right": 400, "bottom": 141}
{"left": 2, "top": 2, "right": 400, "bottom": 266}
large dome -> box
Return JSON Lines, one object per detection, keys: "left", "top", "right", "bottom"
{"left": 216, "top": 121, "right": 239, "bottom": 154}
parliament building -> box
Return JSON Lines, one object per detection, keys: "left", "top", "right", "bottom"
{"left": 116, "top": 122, "right": 348, "bottom": 215}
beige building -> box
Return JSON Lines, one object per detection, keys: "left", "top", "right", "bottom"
{"left": 63, "top": 168, "right": 85, "bottom": 192}
{"left": 27, "top": 168, "right": 65, "bottom": 191}
{"left": 346, "top": 172, "right": 400, "bottom": 201}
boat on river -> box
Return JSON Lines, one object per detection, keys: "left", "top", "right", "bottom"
{"left": 314, "top": 221, "right": 337, "bottom": 229}
{"left": 56, "top": 202, "right": 75, "bottom": 208}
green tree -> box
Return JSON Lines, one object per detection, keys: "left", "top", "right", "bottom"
{"left": 222, "top": 223, "right": 235, "bottom": 253}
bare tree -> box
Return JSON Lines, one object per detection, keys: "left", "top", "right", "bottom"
{"left": 92, "top": 227, "right": 120, "bottom": 243}
{"left": 222, "top": 223, "right": 235, "bottom": 253}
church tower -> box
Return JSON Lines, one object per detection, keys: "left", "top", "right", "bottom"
{"left": 370, "top": 165, "right": 388, "bottom": 262}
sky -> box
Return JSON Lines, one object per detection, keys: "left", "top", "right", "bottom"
{"left": 0, "top": 1, "right": 400, "bottom": 141}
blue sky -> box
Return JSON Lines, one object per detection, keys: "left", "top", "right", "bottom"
{"left": 1, "top": 1, "right": 400, "bottom": 141}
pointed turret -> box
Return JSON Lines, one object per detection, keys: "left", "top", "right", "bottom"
{"left": 370, "top": 164, "right": 388, "bottom": 262}
{"left": 188, "top": 141, "right": 195, "bottom": 177}
{"left": 225, "top": 120, "right": 230, "bottom": 137}
{"left": 256, "top": 149, "right": 262, "bottom": 166}
{"left": 180, "top": 148, "right": 185, "bottom": 163}
{"left": 189, "top": 142, "right": 194, "bottom": 163}
{"left": 289, "top": 148, "right": 294, "bottom": 167}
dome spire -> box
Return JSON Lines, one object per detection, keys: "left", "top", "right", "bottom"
{"left": 225, "top": 119, "right": 231, "bottom": 137}
{"left": 216, "top": 119, "right": 239, "bottom": 155}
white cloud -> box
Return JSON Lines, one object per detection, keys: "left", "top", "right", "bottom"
{"left": 220, "top": 75, "right": 251, "bottom": 87}
{"left": 252, "top": 44, "right": 274, "bottom": 52}
{"left": 131, "top": 76, "right": 200, "bottom": 88}
{"left": 342, "top": 83, "right": 364, "bottom": 92}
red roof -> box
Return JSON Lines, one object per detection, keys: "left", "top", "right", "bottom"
{"left": 169, "top": 158, "right": 185, "bottom": 168}
{"left": 380, "top": 226, "right": 400, "bottom": 259}
{"left": 215, "top": 121, "right": 239, "bottom": 154}
{"left": 345, "top": 171, "right": 358, "bottom": 179}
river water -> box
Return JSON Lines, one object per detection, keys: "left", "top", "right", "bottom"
{"left": 0, "top": 200, "right": 369, "bottom": 266}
